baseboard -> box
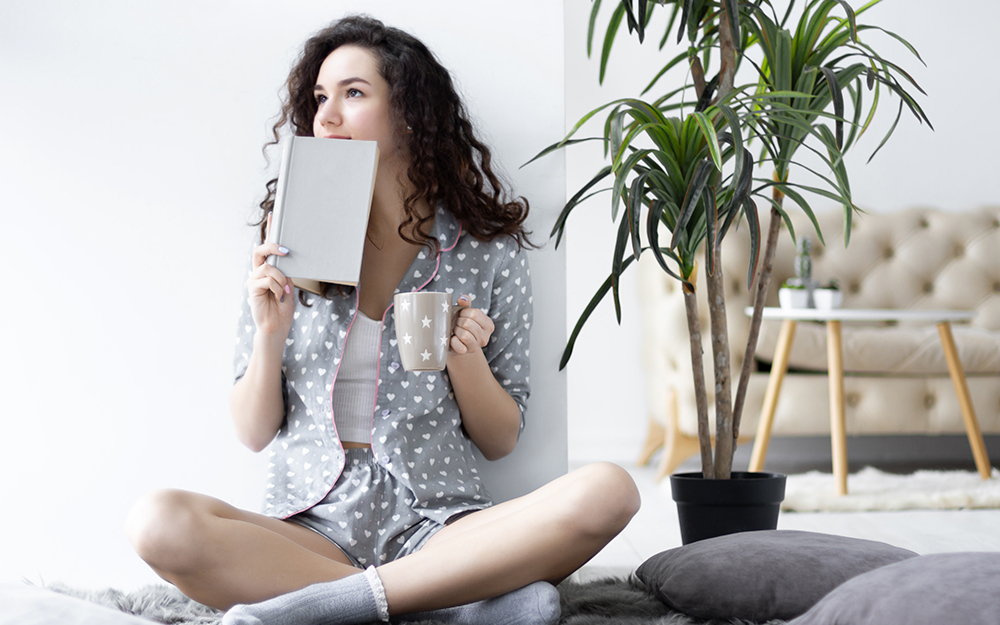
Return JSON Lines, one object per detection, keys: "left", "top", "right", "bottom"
{"left": 706, "top": 434, "right": 1000, "bottom": 475}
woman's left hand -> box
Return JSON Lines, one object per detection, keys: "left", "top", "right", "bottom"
{"left": 449, "top": 295, "right": 494, "bottom": 355}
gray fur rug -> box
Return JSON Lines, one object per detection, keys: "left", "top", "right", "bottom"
{"left": 45, "top": 577, "right": 785, "bottom": 625}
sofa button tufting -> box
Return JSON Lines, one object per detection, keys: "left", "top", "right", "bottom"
{"left": 846, "top": 393, "right": 860, "bottom": 407}
{"left": 849, "top": 283, "right": 860, "bottom": 294}
{"left": 922, "top": 282, "right": 934, "bottom": 294}
{"left": 954, "top": 245, "right": 965, "bottom": 258}
{"left": 994, "top": 282, "right": 1000, "bottom": 293}
{"left": 920, "top": 218, "right": 930, "bottom": 228}
{"left": 924, "top": 394, "right": 936, "bottom": 409}
{"left": 883, "top": 247, "right": 894, "bottom": 259}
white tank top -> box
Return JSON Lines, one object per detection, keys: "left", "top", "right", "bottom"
{"left": 332, "top": 311, "right": 381, "bottom": 444}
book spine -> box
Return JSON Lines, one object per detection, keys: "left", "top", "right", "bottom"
{"left": 266, "top": 137, "right": 295, "bottom": 268}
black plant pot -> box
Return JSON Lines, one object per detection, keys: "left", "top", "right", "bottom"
{"left": 670, "top": 471, "right": 786, "bottom": 544}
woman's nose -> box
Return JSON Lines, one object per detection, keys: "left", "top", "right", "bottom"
{"left": 316, "top": 101, "right": 341, "bottom": 127}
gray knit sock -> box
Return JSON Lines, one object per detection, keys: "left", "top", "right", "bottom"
{"left": 222, "top": 567, "right": 389, "bottom": 625}
{"left": 391, "top": 581, "right": 561, "bottom": 625}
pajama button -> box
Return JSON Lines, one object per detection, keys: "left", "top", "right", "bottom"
{"left": 389, "top": 362, "right": 400, "bottom": 371}
{"left": 382, "top": 455, "right": 391, "bottom": 464}
{"left": 381, "top": 409, "right": 391, "bottom": 416}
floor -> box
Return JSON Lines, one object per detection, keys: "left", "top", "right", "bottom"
{"left": 574, "top": 437, "right": 1000, "bottom": 581}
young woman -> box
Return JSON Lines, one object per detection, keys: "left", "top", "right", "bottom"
{"left": 126, "top": 15, "right": 640, "bottom": 625}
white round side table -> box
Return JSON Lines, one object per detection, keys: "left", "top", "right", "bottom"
{"left": 743, "top": 307, "right": 990, "bottom": 496}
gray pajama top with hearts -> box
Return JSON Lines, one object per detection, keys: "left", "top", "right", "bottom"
{"left": 233, "top": 206, "right": 533, "bottom": 522}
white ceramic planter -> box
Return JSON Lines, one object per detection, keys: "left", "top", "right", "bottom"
{"left": 778, "top": 288, "right": 810, "bottom": 309}
{"left": 813, "top": 288, "right": 843, "bottom": 309}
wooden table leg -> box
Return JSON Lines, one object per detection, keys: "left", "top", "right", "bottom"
{"left": 937, "top": 321, "right": 992, "bottom": 479}
{"left": 749, "top": 319, "right": 797, "bottom": 472}
{"left": 827, "top": 320, "right": 848, "bottom": 496}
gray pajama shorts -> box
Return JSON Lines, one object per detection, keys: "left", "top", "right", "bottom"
{"left": 289, "top": 448, "right": 454, "bottom": 567}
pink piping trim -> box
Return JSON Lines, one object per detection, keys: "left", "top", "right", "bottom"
{"left": 280, "top": 290, "right": 359, "bottom": 520}
{"left": 413, "top": 223, "right": 461, "bottom": 292}
{"left": 441, "top": 223, "right": 462, "bottom": 252}
{"left": 327, "top": 291, "right": 360, "bottom": 453}
{"left": 369, "top": 307, "right": 390, "bottom": 449}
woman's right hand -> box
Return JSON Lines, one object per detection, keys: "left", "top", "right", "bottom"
{"left": 247, "top": 213, "right": 296, "bottom": 337}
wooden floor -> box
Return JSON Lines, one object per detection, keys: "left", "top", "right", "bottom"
{"left": 574, "top": 438, "right": 1000, "bottom": 580}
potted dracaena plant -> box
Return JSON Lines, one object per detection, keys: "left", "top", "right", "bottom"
{"left": 529, "top": 0, "right": 929, "bottom": 543}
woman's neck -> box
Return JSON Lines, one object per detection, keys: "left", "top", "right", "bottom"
{"left": 367, "top": 161, "right": 432, "bottom": 246}
{"left": 358, "top": 182, "right": 433, "bottom": 318}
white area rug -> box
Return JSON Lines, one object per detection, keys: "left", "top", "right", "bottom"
{"left": 782, "top": 466, "right": 1000, "bottom": 512}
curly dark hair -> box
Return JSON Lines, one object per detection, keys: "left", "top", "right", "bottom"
{"left": 256, "top": 15, "right": 533, "bottom": 300}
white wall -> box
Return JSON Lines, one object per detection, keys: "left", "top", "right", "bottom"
{"left": 0, "top": 1, "right": 565, "bottom": 591}
{"left": 562, "top": 0, "right": 1000, "bottom": 461}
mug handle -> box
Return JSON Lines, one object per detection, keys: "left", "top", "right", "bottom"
{"left": 447, "top": 303, "right": 463, "bottom": 339}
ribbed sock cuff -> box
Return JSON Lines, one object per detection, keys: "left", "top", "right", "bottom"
{"left": 364, "top": 566, "right": 390, "bottom": 622}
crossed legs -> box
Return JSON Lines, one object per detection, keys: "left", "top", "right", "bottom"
{"left": 126, "top": 462, "right": 640, "bottom": 614}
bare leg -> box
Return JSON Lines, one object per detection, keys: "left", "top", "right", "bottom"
{"left": 125, "top": 489, "right": 360, "bottom": 609}
{"left": 379, "top": 462, "right": 639, "bottom": 613}
{"left": 127, "top": 462, "right": 639, "bottom": 617}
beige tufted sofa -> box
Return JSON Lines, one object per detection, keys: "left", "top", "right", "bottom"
{"left": 637, "top": 206, "right": 1000, "bottom": 478}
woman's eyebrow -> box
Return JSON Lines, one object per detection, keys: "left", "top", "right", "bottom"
{"left": 314, "top": 77, "right": 373, "bottom": 92}
{"left": 338, "top": 77, "right": 372, "bottom": 87}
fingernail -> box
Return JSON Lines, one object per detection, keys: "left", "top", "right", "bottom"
{"left": 458, "top": 295, "right": 468, "bottom": 303}
{"left": 284, "top": 284, "right": 292, "bottom": 294}
{"left": 278, "top": 246, "right": 289, "bottom": 254}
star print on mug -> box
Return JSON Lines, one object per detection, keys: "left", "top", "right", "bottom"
{"left": 392, "top": 291, "right": 459, "bottom": 371}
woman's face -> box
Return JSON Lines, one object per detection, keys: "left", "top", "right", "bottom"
{"left": 312, "top": 45, "right": 399, "bottom": 154}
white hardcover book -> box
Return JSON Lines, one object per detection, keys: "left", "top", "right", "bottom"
{"left": 266, "top": 136, "right": 379, "bottom": 295}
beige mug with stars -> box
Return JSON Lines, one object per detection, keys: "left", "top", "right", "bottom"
{"left": 393, "top": 291, "right": 460, "bottom": 372}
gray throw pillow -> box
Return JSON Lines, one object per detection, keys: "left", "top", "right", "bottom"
{"left": 788, "top": 552, "right": 1000, "bottom": 625}
{"left": 634, "top": 530, "right": 918, "bottom": 622}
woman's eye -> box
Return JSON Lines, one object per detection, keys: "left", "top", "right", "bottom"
{"left": 315, "top": 94, "right": 328, "bottom": 105}
{"left": 347, "top": 88, "right": 363, "bottom": 98}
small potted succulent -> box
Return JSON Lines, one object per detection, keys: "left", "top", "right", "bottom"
{"left": 779, "top": 237, "right": 819, "bottom": 308}
{"left": 813, "top": 279, "right": 844, "bottom": 309}
{"left": 779, "top": 238, "right": 843, "bottom": 309}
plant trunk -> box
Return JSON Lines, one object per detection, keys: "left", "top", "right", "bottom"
{"left": 730, "top": 203, "right": 783, "bottom": 445}
{"left": 683, "top": 280, "right": 714, "bottom": 478}
{"left": 692, "top": 0, "right": 739, "bottom": 477}
{"left": 690, "top": 56, "right": 707, "bottom": 100}
{"left": 716, "top": 1, "right": 737, "bottom": 98}
{"left": 706, "top": 246, "right": 733, "bottom": 479}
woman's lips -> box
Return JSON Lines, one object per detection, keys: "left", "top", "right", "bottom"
{"left": 323, "top": 134, "right": 351, "bottom": 140}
